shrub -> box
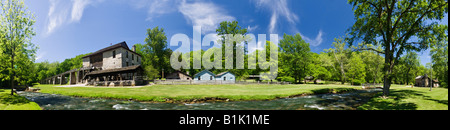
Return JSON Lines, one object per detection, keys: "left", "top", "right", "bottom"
{"left": 278, "top": 76, "right": 295, "bottom": 83}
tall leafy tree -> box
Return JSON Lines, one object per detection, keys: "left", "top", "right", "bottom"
{"left": 279, "top": 33, "right": 312, "bottom": 83}
{"left": 431, "top": 38, "right": 448, "bottom": 88}
{"left": 400, "top": 51, "right": 420, "bottom": 85}
{"left": 347, "top": 52, "right": 366, "bottom": 85}
{"left": 215, "top": 21, "right": 248, "bottom": 79}
{"left": 0, "top": 0, "right": 36, "bottom": 94}
{"left": 326, "top": 37, "right": 350, "bottom": 84}
{"left": 347, "top": 0, "right": 448, "bottom": 96}
{"left": 142, "top": 26, "right": 172, "bottom": 78}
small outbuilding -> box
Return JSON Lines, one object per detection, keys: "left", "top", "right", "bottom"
{"left": 193, "top": 70, "right": 216, "bottom": 81}
{"left": 415, "top": 74, "right": 439, "bottom": 87}
{"left": 166, "top": 71, "right": 192, "bottom": 80}
{"left": 215, "top": 71, "right": 236, "bottom": 83}
{"left": 193, "top": 70, "right": 236, "bottom": 84}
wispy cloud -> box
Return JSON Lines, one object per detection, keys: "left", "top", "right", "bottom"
{"left": 71, "top": 0, "right": 91, "bottom": 22}
{"left": 253, "top": 0, "right": 324, "bottom": 46}
{"left": 254, "top": 0, "right": 299, "bottom": 34}
{"left": 46, "top": 0, "right": 71, "bottom": 35}
{"left": 130, "top": 0, "right": 179, "bottom": 21}
{"left": 300, "top": 30, "right": 324, "bottom": 47}
{"left": 178, "top": 0, "right": 235, "bottom": 34}
{"left": 247, "top": 25, "right": 259, "bottom": 32}
{"left": 45, "top": 0, "right": 101, "bottom": 36}
{"left": 35, "top": 51, "right": 47, "bottom": 61}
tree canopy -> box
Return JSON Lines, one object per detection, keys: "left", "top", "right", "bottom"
{"left": 347, "top": 0, "right": 448, "bottom": 96}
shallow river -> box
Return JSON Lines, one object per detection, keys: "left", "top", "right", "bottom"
{"left": 18, "top": 89, "right": 381, "bottom": 110}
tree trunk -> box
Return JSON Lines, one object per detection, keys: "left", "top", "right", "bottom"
{"left": 10, "top": 54, "right": 14, "bottom": 95}
{"left": 405, "top": 67, "right": 411, "bottom": 85}
{"left": 383, "top": 44, "right": 391, "bottom": 96}
{"left": 383, "top": 76, "right": 391, "bottom": 96}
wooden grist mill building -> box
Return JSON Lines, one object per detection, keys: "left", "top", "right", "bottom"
{"left": 42, "top": 41, "right": 145, "bottom": 86}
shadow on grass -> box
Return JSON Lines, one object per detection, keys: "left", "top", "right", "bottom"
{"left": 0, "top": 93, "right": 32, "bottom": 105}
{"left": 358, "top": 89, "right": 448, "bottom": 110}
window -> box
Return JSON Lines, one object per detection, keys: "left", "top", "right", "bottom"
{"left": 126, "top": 51, "right": 128, "bottom": 58}
{"left": 224, "top": 77, "right": 226, "bottom": 81}
{"left": 210, "top": 76, "right": 213, "bottom": 80}
{"left": 112, "top": 51, "right": 116, "bottom": 58}
{"left": 132, "top": 54, "right": 134, "bottom": 60}
{"left": 137, "top": 57, "right": 140, "bottom": 62}
{"left": 198, "top": 77, "right": 201, "bottom": 80}
{"left": 126, "top": 62, "right": 129, "bottom": 67}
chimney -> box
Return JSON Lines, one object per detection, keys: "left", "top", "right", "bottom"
{"left": 132, "top": 45, "right": 136, "bottom": 52}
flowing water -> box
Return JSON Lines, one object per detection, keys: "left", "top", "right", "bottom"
{"left": 17, "top": 89, "right": 381, "bottom": 110}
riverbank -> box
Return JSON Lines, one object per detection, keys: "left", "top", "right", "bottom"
{"left": 35, "top": 84, "right": 361, "bottom": 103}
{"left": 31, "top": 84, "right": 448, "bottom": 110}
{"left": 0, "top": 89, "right": 41, "bottom": 110}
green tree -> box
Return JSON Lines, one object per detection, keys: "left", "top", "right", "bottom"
{"left": 309, "top": 53, "right": 332, "bottom": 83}
{"left": 347, "top": 52, "right": 366, "bottom": 85}
{"left": 142, "top": 26, "right": 172, "bottom": 79}
{"left": 0, "top": 0, "right": 36, "bottom": 94}
{"left": 215, "top": 20, "right": 248, "bottom": 79}
{"left": 347, "top": 0, "right": 448, "bottom": 96}
{"left": 400, "top": 52, "right": 420, "bottom": 85}
{"left": 134, "top": 43, "right": 160, "bottom": 79}
{"left": 431, "top": 38, "right": 448, "bottom": 88}
{"left": 326, "top": 37, "right": 350, "bottom": 84}
{"left": 360, "top": 45, "right": 384, "bottom": 84}
{"left": 279, "top": 33, "right": 312, "bottom": 83}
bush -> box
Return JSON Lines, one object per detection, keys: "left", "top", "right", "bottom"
{"left": 277, "top": 76, "right": 295, "bottom": 83}
{"left": 352, "top": 79, "right": 365, "bottom": 85}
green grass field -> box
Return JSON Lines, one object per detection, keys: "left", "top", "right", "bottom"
{"left": 36, "top": 84, "right": 360, "bottom": 102}
{"left": 358, "top": 85, "right": 448, "bottom": 110}
{"left": 19, "top": 84, "right": 449, "bottom": 110}
{"left": 0, "top": 89, "right": 41, "bottom": 110}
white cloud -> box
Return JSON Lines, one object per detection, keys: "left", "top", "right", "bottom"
{"left": 45, "top": 0, "right": 102, "bottom": 35}
{"left": 46, "top": 0, "right": 71, "bottom": 35}
{"left": 301, "top": 30, "right": 324, "bottom": 47}
{"left": 247, "top": 25, "right": 259, "bottom": 32}
{"left": 71, "top": 0, "right": 91, "bottom": 22}
{"left": 129, "top": 0, "right": 235, "bottom": 33}
{"left": 35, "top": 51, "right": 47, "bottom": 61}
{"left": 254, "top": 0, "right": 299, "bottom": 34}
{"left": 130, "top": 0, "right": 179, "bottom": 21}
{"left": 254, "top": 0, "right": 324, "bottom": 47}
{"left": 178, "top": 0, "right": 235, "bottom": 34}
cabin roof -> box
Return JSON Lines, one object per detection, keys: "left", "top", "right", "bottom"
{"left": 215, "top": 71, "right": 234, "bottom": 77}
{"left": 82, "top": 41, "right": 141, "bottom": 58}
{"left": 193, "top": 70, "right": 215, "bottom": 77}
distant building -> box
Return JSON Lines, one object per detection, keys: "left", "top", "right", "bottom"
{"left": 166, "top": 71, "right": 192, "bottom": 80}
{"left": 215, "top": 71, "right": 235, "bottom": 83}
{"left": 194, "top": 70, "right": 216, "bottom": 81}
{"left": 42, "top": 41, "right": 145, "bottom": 86}
{"left": 193, "top": 70, "right": 236, "bottom": 84}
{"left": 415, "top": 74, "right": 439, "bottom": 87}
{"left": 82, "top": 41, "right": 142, "bottom": 70}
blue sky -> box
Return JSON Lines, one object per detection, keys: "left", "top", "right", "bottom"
{"left": 25, "top": 0, "right": 447, "bottom": 66}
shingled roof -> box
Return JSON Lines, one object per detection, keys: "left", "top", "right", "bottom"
{"left": 82, "top": 41, "right": 141, "bottom": 58}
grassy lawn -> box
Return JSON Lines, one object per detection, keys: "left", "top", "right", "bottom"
{"left": 34, "top": 84, "right": 448, "bottom": 110}
{"left": 0, "top": 89, "right": 41, "bottom": 110}
{"left": 36, "top": 84, "right": 360, "bottom": 102}
{"left": 358, "top": 85, "right": 448, "bottom": 110}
